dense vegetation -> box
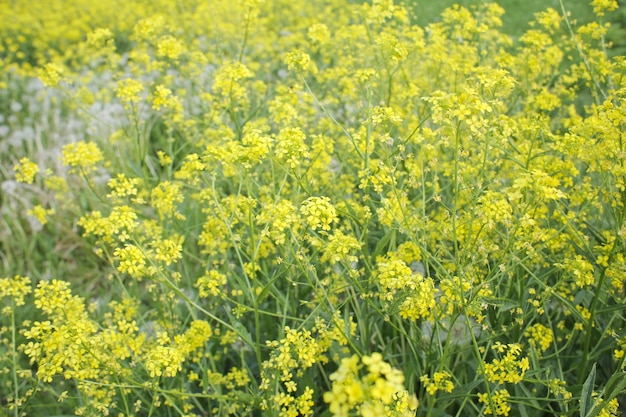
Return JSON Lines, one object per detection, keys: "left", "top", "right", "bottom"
{"left": 1, "top": 0, "right": 625, "bottom": 416}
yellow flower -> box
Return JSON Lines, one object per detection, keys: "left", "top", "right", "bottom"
{"left": 152, "top": 235, "right": 184, "bottom": 266}
{"left": 420, "top": 371, "right": 454, "bottom": 395}
{"left": 483, "top": 343, "right": 529, "bottom": 384}
{"left": 478, "top": 389, "right": 511, "bottom": 416}
{"left": 116, "top": 78, "right": 144, "bottom": 104}
{"left": 27, "top": 205, "right": 55, "bottom": 226}
{"left": 321, "top": 230, "right": 361, "bottom": 264}
{"left": 525, "top": 323, "right": 554, "bottom": 353}
{"left": 285, "top": 49, "right": 312, "bottom": 72}
{"left": 151, "top": 181, "right": 184, "bottom": 219}
{"left": 37, "top": 63, "right": 64, "bottom": 87}
{"left": 113, "top": 244, "right": 146, "bottom": 277}
{"left": 156, "top": 35, "right": 184, "bottom": 60}
{"left": 300, "top": 196, "right": 337, "bottom": 232}
{"left": 0, "top": 275, "right": 32, "bottom": 306}
{"left": 62, "top": 141, "right": 104, "bottom": 173}
{"left": 107, "top": 173, "right": 141, "bottom": 200}
{"left": 14, "top": 157, "right": 39, "bottom": 184}
{"left": 590, "top": 0, "right": 618, "bottom": 17}
{"left": 195, "top": 270, "right": 227, "bottom": 298}
{"left": 324, "top": 353, "right": 417, "bottom": 417}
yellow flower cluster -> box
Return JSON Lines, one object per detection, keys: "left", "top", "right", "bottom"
{"left": 116, "top": 78, "right": 144, "bottom": 105}
{"left": 37, "top": 63, "right": 64, "bottom": 87}
{"left": 525, "top": 323, "right": 554, "bottom": 353}
{"left": 27, "top": 205, "right": 55, "bottom": 226}
{"left": 420, "top": 371, "right": 454, "bottom": 396}
{"left": 256, "top": 199, "right": 300, "bottom": 245}
{"left": 375, "top": 256, "right": 437, "bottom": 320}
{"left": 3, "top": 0, "right": 626, "bottom": 414}
{"left": 323, "top": 353, "right": 418, "bottom": 417}
{"left": 478, "top": 389, "right": 511, "bottom": 416}
{"left": 275, "top": 127, "right": 311, "bottom": 169}
{"left": 61, "top": 141, "right": 104, "bottom": 173}
{"left": 261, "top": 318, "right": 357, "bottom": 417}
{"left": 0, "top": 275, "right": 32, "bottom": 307}
{"left": 483, "top": 343, "right": 530, "bottom": 385}
{"left": 555, "top": 255, "right": 596, "bottom": 288}
{"left": 195, "top": 270, "right": 227, "bottom": 298}
{"left": 113, "top": 244, "right": 146, "bottom": 277}
{"left": 300, "top": 196, "right": 337, "bottom": 232}
{"left": 151, "top": 181, "right": 184, "bottom": 219}
{"left": 107, "top": 173, "right": 142, "bottom": 201}
{"left": 13, "top": 157, "right": 39, "bottom": 184}
{"left": 321, "top": 230, "right": 362, "bottom": 265}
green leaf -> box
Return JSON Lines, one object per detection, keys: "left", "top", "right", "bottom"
{"left": 601, "top": 370, "right": 626, "bottom": 400}
{"left": 580, "top": 363, "right": 596, "bottom": 417}
{"left": 587, "top": 370, "right": 626, "bottom": 417}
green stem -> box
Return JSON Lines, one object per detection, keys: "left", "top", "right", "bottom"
{"left": 11, "top": 303, "right": 19, "bottom": 417}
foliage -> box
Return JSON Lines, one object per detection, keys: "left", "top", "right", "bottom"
{"left": 1, "top": 0, "right": 626, "bottom": 416}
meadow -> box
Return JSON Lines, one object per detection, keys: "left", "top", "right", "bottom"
{"left": 1, "top": 0, "right": 626, "bottom": 416}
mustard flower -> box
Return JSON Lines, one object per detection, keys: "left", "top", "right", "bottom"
{"left": 145, "top": 345, "right": 184, "bottom": 378}
{"left": 555, "top": 255, "right": 595, "bottom": 287}
{"left": 240, "top": 128, "right": 274, "bottom": 167}
{"left": 300, "top": 196, "right": 337, "bottom": 232}
{"left": 86, "top": 28, "right": 114, "bottom": 48}
{"left": 132, "top": 16, "right": 165, "bottom": 41}
{"left": 308, "top": 23, "right": 330, "bottom": 44}
{"left": 116, "top": 78, "right": 144, "bottom": 104}
{"left": 13, "top": 157, "right": 39, "bottom": 184}
{"left": 174, "top": 153, "right": 206, "bottom": 180}
{"left": 284, "top": 49, "right": 312, "bottom": 72}
{"left": 37, "top": 63, "right": 64, "bottom": 87}
{"left": 420, "top": 371, "right": 454, "bottom": 395}
{"left": 151, "top": 85, "right": 173, "bottom": 111}
{"left": 61, "top": 141, "right": 104, "bottom": 173}
{"left": 371, "top": 106, "right": 402, "bottom": 125}
{"left": 213, "top": 61, "right": 253, "bottom": 102}
{"left": 321, "top": 230, "right": 361, "bottom": 264}
{"left": 0, "top": 275, "right": 32, "bottom": 306}
{"left": 483, "top": 343, "right": 529, "bottom": 384}
{"left": 275, "top": 127, "right": 310, "bottom": 169}
{"left": 224, "top": 367, "right": 251, "bottom": 389}
{"left": 597, "top": 398, "right": 620, "bottom": 417}
{"left": 107, "top": 173, "right": 141, "bottom": 200}
{"left": 174, "top": 320, "right": 212, "bottom": 358}
{"left": 375, "top": 258, "right": 437, "bottom": 319}
{"left": 33, "top": 279, "right": 73, "bottom": 315}
{"left": 478, "top": 389, "right": 511, "bottom": 416}
{"left": 152, "top": 235, "right": 184, "bottom": 266}
{"left": 323, "top": 353, "right": 417, "bottom": 417}
{"left": 525, "top": 323, "right": 554, "bottom": 353}
{"left": 157, "top": 150, "right": 173, "bottom": 166}
{"left": 108, "top": 205, "right": 139, "bottom": 236}
{"left": 113, "top": 244, "right": 146, "bottom": 277}
{"left": 591, "top": 0, "right": 619, "bottom": 17}
{"left": 546, "top": 378, "right": 572, "bottom": 399}
{"left": 77, "top": 210, "right": 114, "bottom": 240}
{"left": 151, "top": 181, "right": 184, "bottom": 219}
{"left": 195, "top": 270, "right": 227, "bottom": 298}
{"left": 395, "top": 241, "right": 421, "bottom": 264}
{"left": 27, "top": 205, "right": 55, "bottom": 226}
{"left": 261, "top": 326, "right": 325, "bottom": 396}
{"left": 156, "top": 35, "right": 184, "bottom": 60}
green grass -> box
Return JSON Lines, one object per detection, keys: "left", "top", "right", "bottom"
{"left": 408, "top": 0, "right": 626, "bottom": 54}
{"left": 409, "top": 0, "right": 593, "bottom": 35}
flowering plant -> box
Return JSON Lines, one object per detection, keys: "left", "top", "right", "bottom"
{"left": 1, "top": 0, "right": 626, "bottom": 416}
